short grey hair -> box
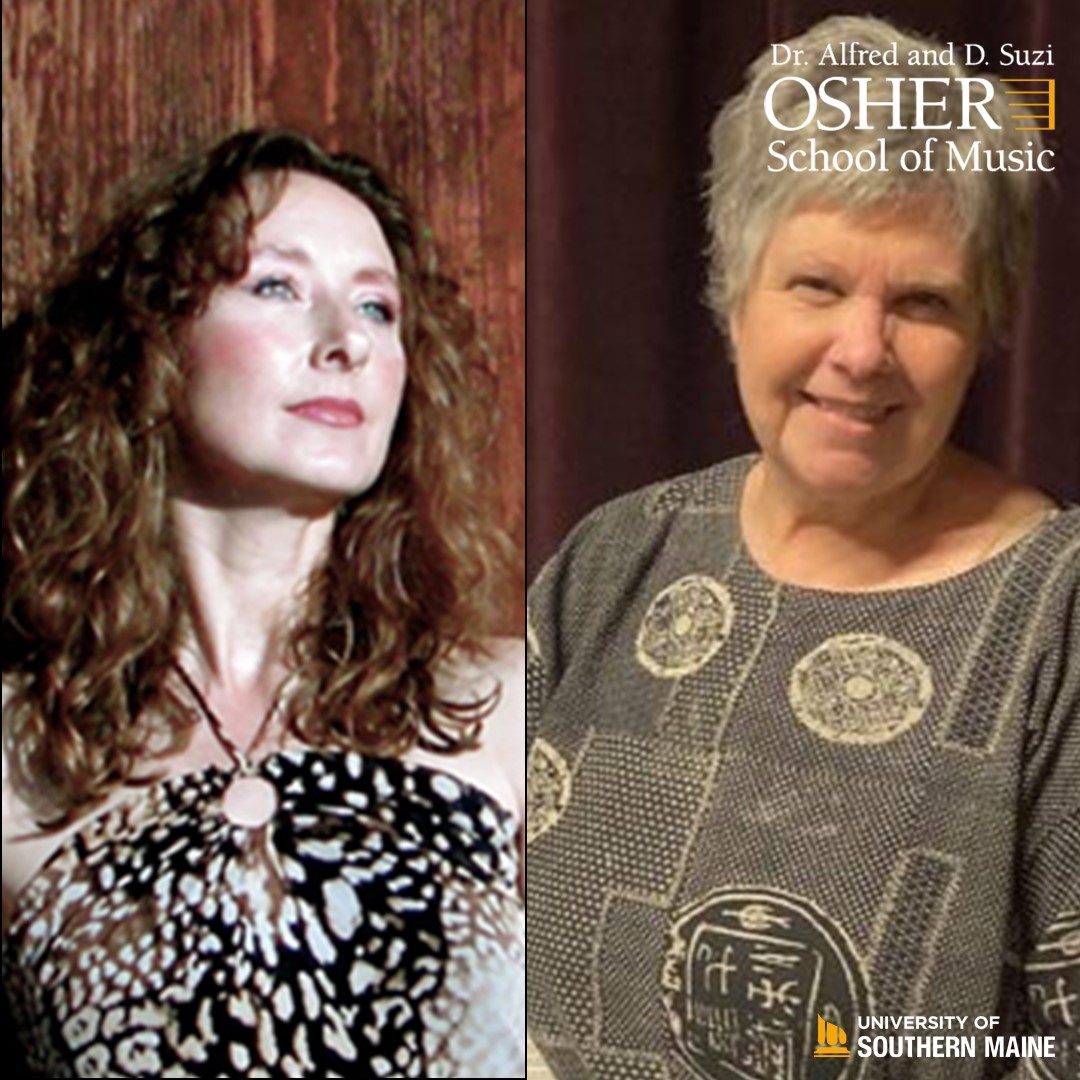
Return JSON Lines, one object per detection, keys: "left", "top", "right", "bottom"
{"left": 706, "top": 15, "right": 1045, "bottom": 341}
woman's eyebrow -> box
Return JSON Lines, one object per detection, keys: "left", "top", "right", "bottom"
{"left": 250, "top": 243, "right": 311, "bottom": 264}
{"left": 353, "top": 267, "right": 400, "bottom": 289}
{"left": 249, "top": 245, "right": 400, "bottom": 287}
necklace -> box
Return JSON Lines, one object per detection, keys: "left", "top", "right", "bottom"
{"left": 172, "top": 663, "right": 284, "bottom": 829}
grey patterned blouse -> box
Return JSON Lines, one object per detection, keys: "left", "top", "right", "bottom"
{"left": 526, "top": 455, "right": 1078, "bottom": 1080}
{"left": 4, "top": 748, "right": 525, "bottom": 1078}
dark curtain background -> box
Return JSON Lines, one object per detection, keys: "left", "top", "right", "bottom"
{"left": 527, "top": 0, "right": 1080, "bottom": 580}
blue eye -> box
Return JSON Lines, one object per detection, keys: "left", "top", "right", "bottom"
{"left": 250, "top": 276, "right": 298, "bottom": 300}
{"left": 358, "top": 298, "right": 395, "bottom": 324}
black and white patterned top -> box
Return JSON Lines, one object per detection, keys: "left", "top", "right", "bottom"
{"left": 4, "top": 748, "right": 525, "bottom": 1078}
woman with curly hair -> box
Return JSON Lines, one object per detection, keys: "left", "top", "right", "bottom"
{"left": 2, "top": 129, "right": 524, "bottom": 1077}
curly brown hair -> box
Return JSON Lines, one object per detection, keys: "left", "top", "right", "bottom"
{"left": 3, "top": 129, "right": 516, "bottom": 818}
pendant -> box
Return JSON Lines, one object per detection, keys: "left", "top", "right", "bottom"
{"left": 221, "top": 774, "right": 278, "bottom": 829}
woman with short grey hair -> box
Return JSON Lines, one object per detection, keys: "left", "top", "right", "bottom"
{"left": 527, "top": 15, "right": 1077, "bottom": 1080}
{"left": 708, "top": 15, "right": 1041, "bottom": 341}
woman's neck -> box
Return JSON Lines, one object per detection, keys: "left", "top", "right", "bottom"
{"left": 169, "top": 497, "right": 335, "bottom": 693}
{"left": 740, "top": 447, "right": 1035, "bottom": 591}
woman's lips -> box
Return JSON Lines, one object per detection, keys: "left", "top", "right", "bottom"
{"left": 799, "top": 391, "right": 900, "bottom": 428}
{"left": 286, "top": 397, "right": 365, "bottom": 428}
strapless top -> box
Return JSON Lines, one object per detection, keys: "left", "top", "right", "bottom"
{"left": 3, "top": 748, "right": 524, "bottom": 1078}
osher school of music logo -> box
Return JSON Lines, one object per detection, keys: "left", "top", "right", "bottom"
{"left": 763, "top": 37, "right": 1058, "bottom": 175}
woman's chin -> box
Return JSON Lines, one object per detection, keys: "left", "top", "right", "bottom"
{"left": 773, "top": 448, "right": 913, "bottom": 504}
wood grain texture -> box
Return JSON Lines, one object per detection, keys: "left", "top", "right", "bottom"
{"left": 2, "top": 0, "right": 524, "bottom": 609}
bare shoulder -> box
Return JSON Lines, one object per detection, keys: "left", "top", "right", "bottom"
{"left": 485, "top": 638, "right": 526, "bottom": 717}
{"left": 2, "top": 679, "right": 39, "bottom": 932}
{"left": 479, "top": 638, "right": 526, "bottom": 823}
{"left": 441, "top": 637, "right": 525, "bottom": 686}
{"left": 477, "top": 637, "right": 525, "bottom": 746}
{"left": 1, "top": 680, "right": 27, "bottom": 827}
{"left": 437, "top": 637, "right": 524, "bottom": 732}
{"left": 412, "top": 638, "right": 525, "bottom": 824}
{"left": 445, "top": 637, "right": 524, "bottom": 754}
{"left": 2, "top": 682, "right": 77, "bottom": 934}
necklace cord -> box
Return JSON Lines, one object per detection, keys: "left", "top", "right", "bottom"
{"left": 171, "top": 663, "right": 285, "bottom": 773}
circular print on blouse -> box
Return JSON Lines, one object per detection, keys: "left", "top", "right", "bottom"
{"left": 636, "top": 575, "right": 735, "bottom": 678}
{"left": 662, "top": 887, "right": 870, "bottom": 1080}
{"left": 788, "top": 633, "right": 933, "bottom": 744}
{"left": 526, "top": 738, "right": 571, "bottom": 845}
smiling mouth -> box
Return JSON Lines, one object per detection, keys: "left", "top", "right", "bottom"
{"left": 799, "top": 392, "right": 900, "bottom": 425}
{"left": 286, "top": 398, "right": 365, "bottom": 428}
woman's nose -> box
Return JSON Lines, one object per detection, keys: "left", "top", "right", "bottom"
{"left": 828, "top": 298, "right": 893, "bottom": 378}
{"left": 311, "top": 304, "right": 371, "bottom": 370}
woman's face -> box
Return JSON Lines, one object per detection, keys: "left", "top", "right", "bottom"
{"left": 730, "top": 196, "right": 981, "bottom": 502}
{"left": 176, "top": 170, "right": 407, "bottom": 511}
